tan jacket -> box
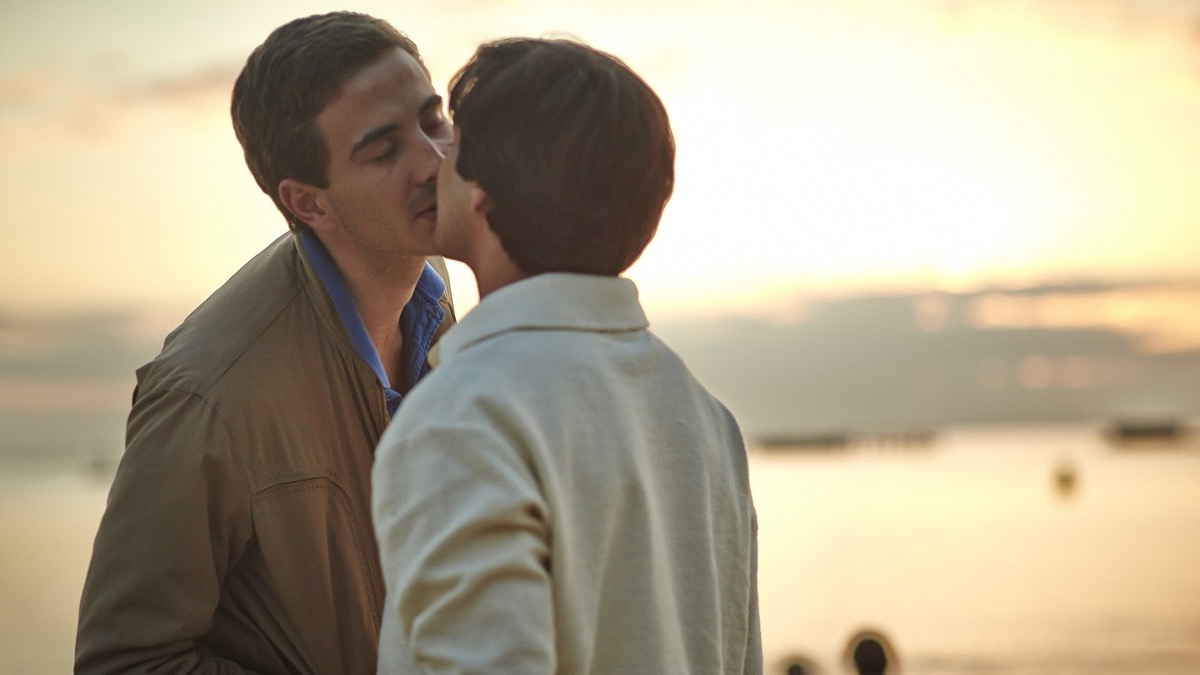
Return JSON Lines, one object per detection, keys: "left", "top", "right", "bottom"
{"left": 76, "top": 233, "right": 454, "bottom": 674}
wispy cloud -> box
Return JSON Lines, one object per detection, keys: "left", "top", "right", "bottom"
{"left": 0, "top": 56, "right": 240, "bottom": 150}
{"left": 966, "top": 283, "right": 1200, "bottom": 353}
{"left": 0, "top": 70, "right": 52, "bottom": 107}
{"left": 112, "top": 61, "right": 241, "bottom": 109}
{"left": 0, "top": 376, "right": 132, "bottom": 413}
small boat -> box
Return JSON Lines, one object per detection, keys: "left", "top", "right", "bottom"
{"left": 755, "top": 429, "right": 936, "bottom": 453}
{"left": 1053, "top": 459, "right": 1078, "bottom": 498}
{"left": 1104, "top": 418, "right": 1191, "bottom": 449}
{"left": 757, "top": 432, "right": 852, "bottom": 452}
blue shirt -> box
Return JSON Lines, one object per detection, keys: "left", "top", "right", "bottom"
{"left": 299, "top": 229, "right": 446, "bottom": 417}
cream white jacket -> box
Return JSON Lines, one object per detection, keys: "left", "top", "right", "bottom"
{"left": 373, "top": 273, "right": 761, "bottom": 674}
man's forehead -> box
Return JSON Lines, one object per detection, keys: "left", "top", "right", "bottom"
{"left": 317, "top": 50, "right": 435, "bottom": 132}
{"left": 341, "top": 48, "right": 431, "bottom": 100}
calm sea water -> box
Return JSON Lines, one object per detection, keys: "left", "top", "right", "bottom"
{"left": 753, "top": 425, "right": 1200, "bottom": 674}
{"left": 1, "top": 424, "right": 1197, "bottom": 674}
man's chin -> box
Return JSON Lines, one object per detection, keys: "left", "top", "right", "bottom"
{"left": 405, "top": 222, "right": 439, "bottom": 256}
{"left": 430, "top": 235, "right": 468, "bottom": 265}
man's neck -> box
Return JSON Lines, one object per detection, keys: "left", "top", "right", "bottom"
{"left": 327, "top": 243, "right": 427, "bottom": 386}
{"left": 470, "top": 245, "right": 529, "bottom": 300}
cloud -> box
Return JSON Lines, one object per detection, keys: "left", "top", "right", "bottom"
{"left": 0, "top": 376, "right": 132, "bottom": 413}
{"left": 0, "top": 70, "right": 53, "bottom": 107}
{"left": 1127, "top": 0, "right": 1200, "bottom": 20}
{"left": 114, "top": 61, "right": 242, "bottom": 110}
{"left": 0, "top": 57, "right": 240, "bottom": 151}
{"left": 965, "top": 283, "right": 1200, "bottom": 353}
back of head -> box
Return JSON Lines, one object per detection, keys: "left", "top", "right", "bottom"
{"left": 447, "top": 38, "right": 675, "bottom": 276}
{"left": 853, "top": 637, "right": 888, "bottom": 675}
{"left": 231, "top": 12, "right": 423, "bottom": 230}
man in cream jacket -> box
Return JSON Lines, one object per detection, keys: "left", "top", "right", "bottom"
{"left": 372, "top": 38, "right": 762, "bottom": 674}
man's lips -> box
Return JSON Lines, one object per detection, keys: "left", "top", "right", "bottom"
{"left": 413, "top": 202, "right": 437, "bottom": 220}
{"left": 411, "top": 186, "right": 438, "bottom": 221}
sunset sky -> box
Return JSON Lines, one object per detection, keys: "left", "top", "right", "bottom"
{"left": 9, "top": 6, "right": 1200, "bottom": 668}
{"left": 3, "top": 0, "right": 1200, "bottom": 322}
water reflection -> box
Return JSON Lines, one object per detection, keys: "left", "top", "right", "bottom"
{"left": 751, "top": 424, "right": 1200, "bottom": 674}
{"left": 2, "top": 423, "right": 1199, "bottom": 673}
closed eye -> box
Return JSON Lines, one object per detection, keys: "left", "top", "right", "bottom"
{"left": 352, "top": 123, "right": 401, "bottom": 161}
{"left": 419, "top": 95, "right": 451, "bottom": 140}
{"left": 372, "top": 141, "right": 398, "bottom": 162}
{"left": 422, "top": 118, "right": 451, "bottom": 144}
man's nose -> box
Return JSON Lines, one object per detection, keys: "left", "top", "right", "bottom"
{"left": 430, "top": 135, "right": 448, "bottom": 161}
{"left": 416, "top": 134, "right": 445, "bottom": 182}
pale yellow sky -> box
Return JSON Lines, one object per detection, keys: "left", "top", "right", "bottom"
{"left": 3, "top": 0, "right": 1200, "bottom": 320}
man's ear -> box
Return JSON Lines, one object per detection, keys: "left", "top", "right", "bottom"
{"left": 469, "top": 183, "right": 492, "bottom": 224}
{"left": 278, "top": 178, "right": 332, "bottom": 232}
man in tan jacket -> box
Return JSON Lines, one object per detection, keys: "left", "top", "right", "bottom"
{"left": 75, "top": 12, "right": 455, "bottom": 673}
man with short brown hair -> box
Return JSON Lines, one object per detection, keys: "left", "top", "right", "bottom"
{"left": 373, "top": 38, "right": 761, "bottom": 674}
{"left": 76, "top": 12, "right": 455, "bottom": 673}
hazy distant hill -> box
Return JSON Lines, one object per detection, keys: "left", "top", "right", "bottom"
{"left": 0, "top": 309, "right": 161, "bottom": 466}
{"left": 653, "top": 280, "right": 1200, "bottom": 437}
{"left": 3, "top": 280, "right": 1200, "bottom": 463}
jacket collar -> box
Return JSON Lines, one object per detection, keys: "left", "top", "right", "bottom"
{"left": 434, "top": 273, "right": 648, "bottom": 366}
{"left": 290, "top": 231, "right": 457, "bottom": 386}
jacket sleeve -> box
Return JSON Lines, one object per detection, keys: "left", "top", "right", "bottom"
{"left": 372, "top": 417, "right": 555, "bottom": 675}
{"left": 425, "top": 255, "right": 456, "bottom": 316}
{"left": 744, "top": 505, "right": 763, "bottom": 674}
{"left": 76, "top": 380, "right": 255, "bottom": 674}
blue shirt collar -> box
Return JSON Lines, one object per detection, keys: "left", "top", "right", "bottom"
{"left": 299, "top": 229, "right": 445, "bottom": 416}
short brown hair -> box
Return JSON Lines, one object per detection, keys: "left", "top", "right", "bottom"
{"left": 231, "top": 12, "right": 423, "bottom": 230}
{"left": 448, "top": 38, "right": 675, "bottom": 275}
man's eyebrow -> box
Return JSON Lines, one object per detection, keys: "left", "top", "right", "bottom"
{"left": 348, "top": 95, "right": 444, "bottom": 159}
{"left": 351, "top": 123, "right": 399, "bottom": 158}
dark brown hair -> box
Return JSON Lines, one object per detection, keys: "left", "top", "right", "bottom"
{"left": 231, "top": 12, "right": 423, "bottom": 230}
{"left": 448, "top": 38, "right": 675, "bottom": 275}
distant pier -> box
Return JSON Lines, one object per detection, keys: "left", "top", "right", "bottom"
{"left": 756, "top": 429, "right": 936, "bottom": 452}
